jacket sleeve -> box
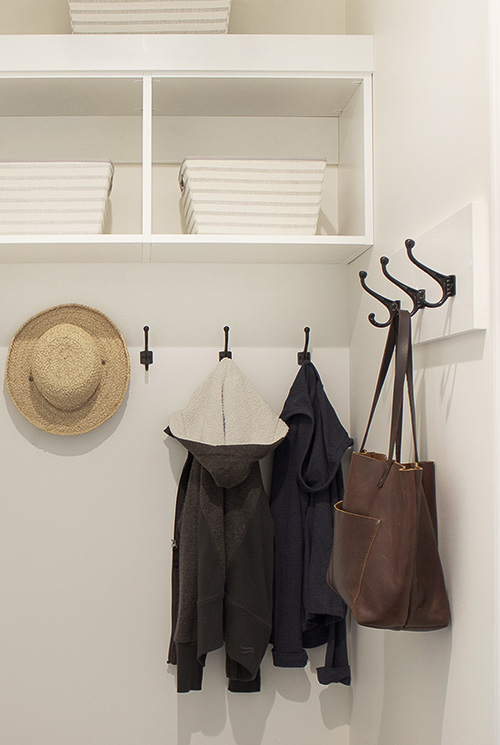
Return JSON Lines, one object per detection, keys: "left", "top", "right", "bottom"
{"left": 175, "top": 643, "right": 204, "bottom": 692}
{"left": 270, "top": 429, "right": 309, "bottom": 668}
{"left": 316, "top": 617, "right": 351, "bottom": 686}
{"left": 166, "top": 453, "right": 193, "bottom": 669}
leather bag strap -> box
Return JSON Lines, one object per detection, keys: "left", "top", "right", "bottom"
{"left": 387, "top": 311, "right": 418, "bottom": 460}
{"left": 359, "top": 312, "right": 399, "bottom": 451}
{"left": 378, "top": 309, "right": 419, "bottom": 487}
{"left": 386, "top": 310, "right": 411, "bottom": 462}
{"left": 405, "top": 315, "right": 419, "bottom": 461}
{"left": 394, "top": 314, "right": 418, "bottom": 464}
{"left": 360, "top": 308, "right": 419, "bottom": 484}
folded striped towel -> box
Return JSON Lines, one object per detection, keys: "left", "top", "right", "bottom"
{"left": 0, "top": 161, "right": 114, "bottom": 235}
{"left": 68, "top": 0, "right": 231, "bottom": 34}
{"left": 179, "top": 158, "right": 327, "bottom": 235}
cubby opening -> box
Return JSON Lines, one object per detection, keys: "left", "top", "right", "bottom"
{"left": 0, "top": 76, "right": 143, "bottom": 236}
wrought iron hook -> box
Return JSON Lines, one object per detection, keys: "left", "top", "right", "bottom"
{"left": 360, "top": 238, "right": 456, "bottom": 328}
{"left": 359, "top": 270, "right": 401, "bottom": 328}
{"left": 219, "top": 325, "right": 232, "bottom": 360}
{"left": 297, "top": 327, "right": 311, "bottom": 364}
{"left": 379, "top": 256, "right": 426, "bottom": 317}
{"left": 405, "top": 239, "right": 456, "bottom": 308}
{"left": 140, "top": 325, "right": 153, "bottom": 370}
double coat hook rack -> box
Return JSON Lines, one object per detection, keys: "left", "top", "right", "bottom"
{"left": 359, "top": 239, "right": 457, "bottom": 328}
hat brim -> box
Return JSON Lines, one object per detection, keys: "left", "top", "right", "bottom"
{"left": 5, "top": 304, "right": 130, "bottom": 436}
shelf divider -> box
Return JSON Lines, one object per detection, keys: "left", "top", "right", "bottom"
{"left": 142, "top": 74, "right": 153, "bottom": 252}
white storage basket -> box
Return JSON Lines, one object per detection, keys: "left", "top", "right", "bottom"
{"left": 0, "top": 161, "right": 114, "bottom": 235}
{"left": 179, "top": 158, "right": 327, "bottom": 235}
{"left": 68, "top": 0, "right": 231, "bottom": 34}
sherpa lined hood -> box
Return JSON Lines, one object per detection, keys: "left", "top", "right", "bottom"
{"left": 166, "top": 358, "right": 288, "bottom": 488}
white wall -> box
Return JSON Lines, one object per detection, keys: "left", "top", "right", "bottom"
{"left": 345, "top": 1, "right": 495, "bottom": 744}
{"left": 0, "top": 262, "right": 353, "bottom": 745}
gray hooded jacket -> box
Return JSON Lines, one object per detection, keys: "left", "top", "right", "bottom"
{"left": 165, "top": 358, "right": 288, "bottom": 692}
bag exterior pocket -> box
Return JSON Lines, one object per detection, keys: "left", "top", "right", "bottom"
{"left": 328, "top": 500, "right": 381, "bottom": 611}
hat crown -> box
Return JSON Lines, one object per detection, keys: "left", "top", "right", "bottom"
{"left": 31, "top": 323, "right": 102, "bottom": 411}
{"left": 5, "top": 304, "right": 130, "bottom": 435}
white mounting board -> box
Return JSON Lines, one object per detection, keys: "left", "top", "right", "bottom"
{"left": 383, "top": 202, "right": 488, "bottom": 344}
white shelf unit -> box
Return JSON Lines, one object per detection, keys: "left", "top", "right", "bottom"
{"left": 0, "top": 34, "right": 373, "bottom": 264}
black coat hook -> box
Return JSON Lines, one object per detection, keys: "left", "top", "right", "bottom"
{"left": 219, "top": 325, "right": 232, "bottom": 360}
{"left": 360, "top": 238, "right": 457, "bottom": 328}
{"left": 140, "top": 325, "right": 153, "bottom": 370}
{"left": 359, "top": 270, "right": 401, "bottom": 328}
{"left": 297, "top": 327, "right": 311, "bottom": 364}
{"left": 405, "top": 239, "right": 456, "bottom": 308}
{"left": 380, "top": 256, "right": 426, "bottom": 317}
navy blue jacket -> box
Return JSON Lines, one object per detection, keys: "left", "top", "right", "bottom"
{"left": 270, "top": 362, "right": 352, "bottom": 685}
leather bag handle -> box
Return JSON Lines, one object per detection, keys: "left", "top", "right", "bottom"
{"left": 359, "top": 312, "right": 399, "bottom": 452}
{"left": 393, "top": 314, "right": 418, "bottom": 465}
{"left": 359, "top": 309, "right": 419, "bottom": 487}
{"left": 386, "top": 310, "right": 418, "bottom": 459}
{"left": 379, "top": 310, "right": 419, "bottom": 486}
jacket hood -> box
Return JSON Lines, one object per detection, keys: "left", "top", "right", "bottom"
{"left": 166, "top": 358, "right": 288, "bottom": 488}
{"left": 281, "top": 362, "right": 353, "bottom": 492}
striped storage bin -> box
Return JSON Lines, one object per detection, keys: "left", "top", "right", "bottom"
{"left": 0, "top": 161, "right": 114, "bottom": 235}
{"left": 179, "top": 158, "right": 327, "bottom": 235}
{"left": 68, "top": 0, "right": 232, "bottom": 34}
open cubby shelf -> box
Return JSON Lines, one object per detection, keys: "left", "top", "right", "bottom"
{"left": 0, "top": 34, "right": 373, "bottom": 264}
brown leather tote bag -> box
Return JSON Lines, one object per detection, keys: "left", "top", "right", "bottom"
{"left": 327, "top": 310, "right": 450, "bottom": 631}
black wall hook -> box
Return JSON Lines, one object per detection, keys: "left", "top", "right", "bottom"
{"left": 297, "top": 327, "right": 311, "bottom": 364}
{"left": 219, "top": 325, "right": 232, "bottom": 360}
{"left": 140, "top": 325, "right": 153, "bottom": 370}
{"left": 405, "top": 238, "right": 456, "bottom": 308}
{"left": 359, "top": 270, "right": 401, "bottom": 328}
{"left": 360, "top": 238, "right": 456, "bottom": 328}
{"left": 380, "top": 256, "right": 426, "bottom": 317}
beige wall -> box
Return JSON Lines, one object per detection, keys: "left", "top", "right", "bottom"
{"left": 345, "top": 1, "right": 495, "bottom": 743}
{"left": 0, "top": 1, "right": 496, "bottom": 743}
{"left": 0, "top": 263, "right": 354, "bottom": 745}
{"left": 0, "top": 4, "right": 349, "bottom": 743}
{"left": 0, "top": 0, "right": 345, "bottom": 34}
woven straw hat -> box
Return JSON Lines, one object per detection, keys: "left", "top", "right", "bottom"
{"left": 5, "top": 304, "right": 130, "bottom": 436}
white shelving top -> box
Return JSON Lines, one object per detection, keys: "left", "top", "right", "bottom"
{"left": 0, "top": 34, "right": 373, "bottom": 75}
